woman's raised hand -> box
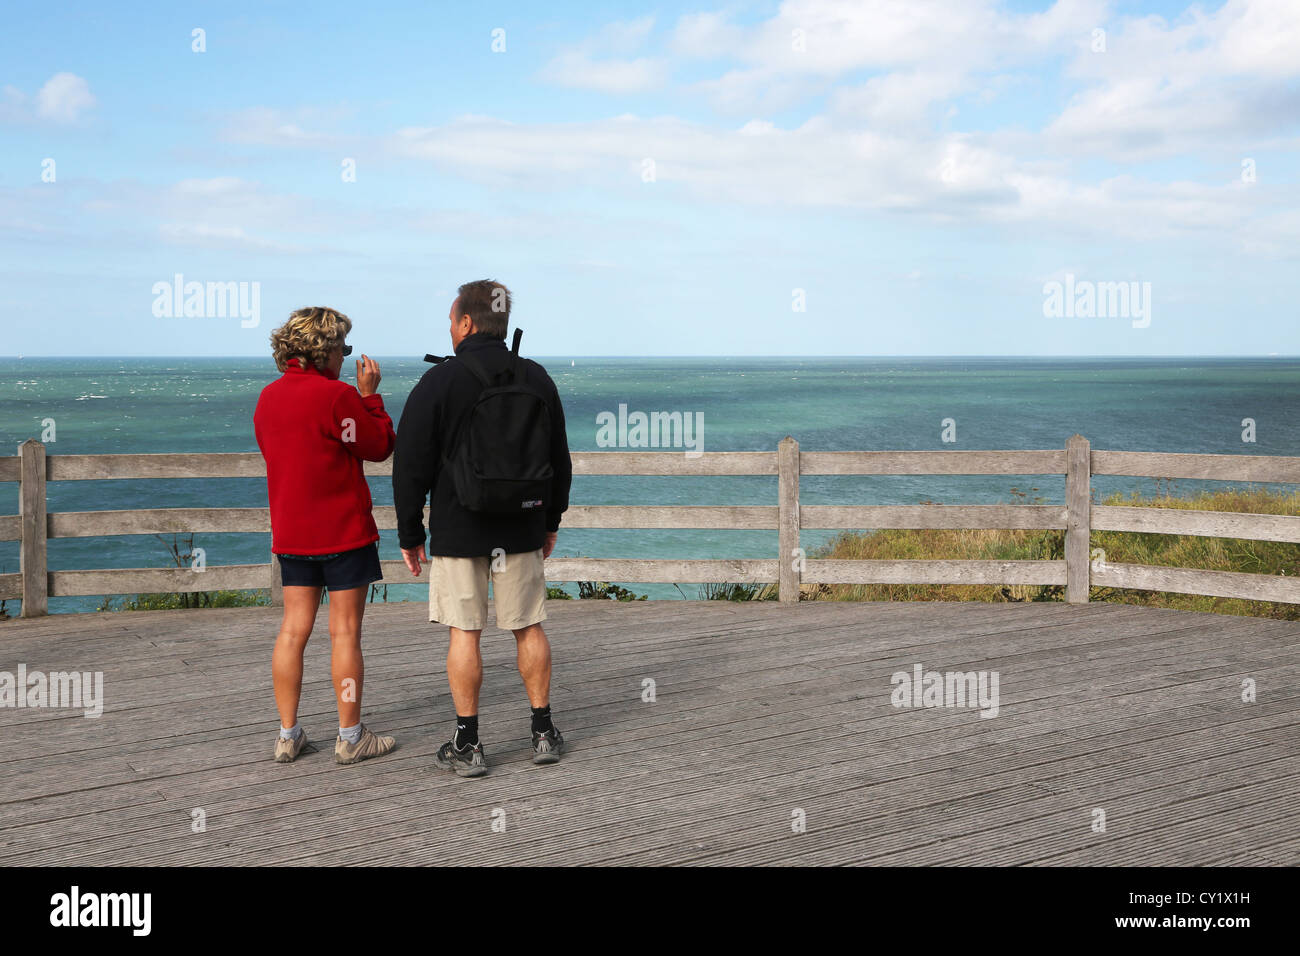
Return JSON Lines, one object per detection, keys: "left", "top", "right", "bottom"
{"left": 356, "top": 354, "right": 381, "bottom": 396}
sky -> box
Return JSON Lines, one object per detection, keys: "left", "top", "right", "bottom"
{"left": 0, "top": 0, "right": 1297, "bottom": 357}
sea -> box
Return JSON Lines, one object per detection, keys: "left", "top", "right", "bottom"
{"left": 2, "top": 356, "right": 1298, "bottom": 613}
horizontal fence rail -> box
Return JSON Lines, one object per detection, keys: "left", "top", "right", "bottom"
{"left": 3, "top": 437, "right": 1299, "bottom": 616}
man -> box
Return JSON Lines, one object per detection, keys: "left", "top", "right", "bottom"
{"left": 393, "top": 280, "right": 572, "bottom": 778}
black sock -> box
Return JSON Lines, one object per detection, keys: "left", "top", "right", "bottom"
{"left": 531, "top": 705, "right": 553, "bottom": 734}
{"left": 454, "top": 714, "right": 478, "bottom": 749}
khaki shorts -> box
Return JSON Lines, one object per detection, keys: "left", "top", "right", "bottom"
{"left": 428, "top": 549, "right": 548, "bottom": 631}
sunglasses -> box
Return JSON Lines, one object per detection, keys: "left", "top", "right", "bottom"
{"left": 341, "top": 344, "right": 353, "bottom": 357}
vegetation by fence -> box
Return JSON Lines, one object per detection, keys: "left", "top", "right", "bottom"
{"left": 3, "top": 435, "right": 1299, "bottom": 617}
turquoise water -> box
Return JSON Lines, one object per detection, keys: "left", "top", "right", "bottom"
{"left": 2, "top": 356, "right": 1297, "bottom": 612}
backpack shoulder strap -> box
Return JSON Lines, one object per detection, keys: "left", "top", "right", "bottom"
{"left": 437, "top": 352, "right": 495, "bottom": 469}
{"left": 508, "top": 328, "right": 523, "bottom": 381}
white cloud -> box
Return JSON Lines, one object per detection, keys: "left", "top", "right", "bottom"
{"left": 72, "top": 177, "right": 341, "bottom": 251}
{"left": 673, "top": 0, "right": 1109, "bottom": 111}
{"left": 158, "top": 223, "right": 309, "bottom": 253}
{"left": 538, "top": 16, "right": 668, "bottom": 93}
{"left": 1048, "top": 0, "right": 1300, "bottom": 159}
{"left": 220, "top": 106, "right": 356, "bottom": 148}
{"left": 830, "top": 71, "right": 968, "bottom": 127}
{"left": 0, "top": 73, "right": 97, "bottom": 124}
{"left": 1215, "top": 0, "right": 1300, "bottom": 78}
{"left": 387, "top": 112, "right": 1286, "bottom": 243}
{"left": 200, "top": 0, "right": 1300, "bottom": 252}
{"left": 540, "top": 53, "right": 667, "bottom": 93}
{"left": 35, "top": 73, "right": 96, "bottom": 123}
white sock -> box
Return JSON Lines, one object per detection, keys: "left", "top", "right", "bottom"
{"left": 279, "top": 724, "right": 302, "bottom": 741}
{"left": 339, "top": 723, "right": 362, "bottom": 745}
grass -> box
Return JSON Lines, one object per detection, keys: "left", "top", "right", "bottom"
{"left": 98, "top": 589, "right": 271, "bottom": 611}
{"left": 696, "top": 581, "right": 778, "bottom": 601}
{"left": 801, "top": 486, "right": 1299, "bottom": 620}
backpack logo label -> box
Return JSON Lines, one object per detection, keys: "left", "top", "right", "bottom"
{"left": 521, "top": 499, "right": 543, "bottom": 509}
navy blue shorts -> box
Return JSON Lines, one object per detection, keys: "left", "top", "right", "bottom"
{"left": 277, "top": 542, "right": 383, "bottom": 591}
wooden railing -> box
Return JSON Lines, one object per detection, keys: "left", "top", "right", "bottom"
{"left": 3, "top": 436, "right": 1299, "bottom": 616}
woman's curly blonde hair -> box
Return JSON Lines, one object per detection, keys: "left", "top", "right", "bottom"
{"left": 270, "top": 307, "right": 352, "bottom": 372}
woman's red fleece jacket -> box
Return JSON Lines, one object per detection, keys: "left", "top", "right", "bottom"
{"left": 253, "top": 358, "right": 396, "bottom": 555}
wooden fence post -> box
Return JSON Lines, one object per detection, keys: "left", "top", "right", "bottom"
{"left": 18, "top": 439, "right": 48, "bottom": 617}
{"left": 1065, "top": 433, "right": 1091, "bottom": 604}
{"left": 778, "top": 436, "right": 800, "bottom": 604}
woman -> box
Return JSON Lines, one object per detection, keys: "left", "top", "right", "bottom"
{"left": 253, "top": 306, "right": 397, "bottom": 765}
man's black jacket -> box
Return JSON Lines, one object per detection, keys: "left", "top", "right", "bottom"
{"left": 392, "top": 332, "right": 572, "bottom": 557}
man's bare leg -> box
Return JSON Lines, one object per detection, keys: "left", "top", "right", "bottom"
{"left": 511, "top": 622, "right": 551, "bottom": 707}
{"left": 514, "top": 622, "right": 561, "bottom": 763}
{"left": 446, "top": 626, "right": 484, "bottom": 715}
{"left": 436, "top": 625, "right": 489, "bottom": 776}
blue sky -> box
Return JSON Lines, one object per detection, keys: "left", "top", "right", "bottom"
{"left": 0, "top": 0, "right": 1297, "bottom": 356}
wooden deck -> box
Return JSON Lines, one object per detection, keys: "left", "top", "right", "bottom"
{"left": 0, "top": 599, "right": 1296, "bottom": 866}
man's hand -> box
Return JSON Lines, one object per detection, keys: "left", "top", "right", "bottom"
{"left": 543, "top": 532, "right": 557, "bottom": 559}
{"left": 401, "top": 544, "right": 427, "bottom": 576}
{"left": 356, "top": 354, "right": 381, "bottom": 397}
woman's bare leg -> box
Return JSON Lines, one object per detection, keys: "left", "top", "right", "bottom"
{"left": 327, "top": 586, "right": 368, "bottom": 727}
{"left": 273, "top": 585, "right": 322, "bottom": 728}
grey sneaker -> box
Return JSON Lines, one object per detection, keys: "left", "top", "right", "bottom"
{"left": 334, "top": 724, "right": 396, "bottom": 765}
{"left": 274, "top": 729, "right": 308, "bottom": 763}
{"left": 531, "top": 726, "right": 564, "bottom": 765}
{"left": 435, "top": 739, "right": 488, "bottom": 777}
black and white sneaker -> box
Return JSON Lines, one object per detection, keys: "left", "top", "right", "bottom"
{"left": 435, "top": 739, "right": 488, "bottom": 777}
{"left": 531, "top": 726, "right": 564, "bottom": 765}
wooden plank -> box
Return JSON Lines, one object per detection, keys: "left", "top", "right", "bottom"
{"left": 378, "top": 559, "right": 426, "bottom": 582}
{"left": 25, "top": 671, "right": 1294, "bottom": 863}
{"left": 805, "top": 558, "right": 1066, "bottom": 585}
{"left": 1092, "top": 449, "right": 1300, "bottom": 483}
{"left": 1092, "top": 505, "right": 1300, "bottom": 542}
{"left": 195, "top": 689, "right": 1300, "bottom": 867}
{"left": 507, "top": 505, "right": 777, "bottom": 530}
{"left": 18, "top": 440, "right": 47, "bottom": 617}
{"left": 778, "top": 437, "right": 800, "bottom": 605}
{"left": 542, "top": 558, "right": 779, "bottom": 583}
{"left": 46, "top": 503, "right": 1104, "bottom": 537}
{"left": 0, "top": 456, "right": 18, "bottom": 482}
{"left": 379, "top": 452, "right": 776, "bottom": 477}
{"left": 1065, "top": 434, "right": 1090, "bottom": 604}
{"left": 48, "top": 564, "right": 271, "bottom": 597}
{"left": 38, "top": 449, "right": 1300, "bottom": 484}
{"left": 381, "top": 559, "right": 784, "bottom": 586}
{"left": 370, "top": 506, "right": 425, "bottom": 530}
{"left": 799, "top": 449, "right": 1065, "bottom": 475}
{"left": 554, "top": 720, "right": 1300, "bottom": 866}
{"left": 375, "top": 505, "right": 777, "bottom": 531}
{"left": 45, "top": 452, "right": 266, "bottom": 480}
{"left": 48, "top": 507, "right": 271, "bottom": 537}
{"left": 0, "top": 514, "right": 19, "bottom": 542}
{"left": 571, "top": 451, "right": 777, "bottom": 475}
{"left": 800, "top": 504, "right": 1065, "bottom": 530}
{"left": 0, "top": 601, "right": 1293, "bottom": 867}
{"left": 1092, "top": 562, "right": 1300, "bottom": 604}
{"left": 8, "top": 622, "right": 1275, "bottom": 817}
{"left": 0, "top": 572, "right": 20, "bottom": 600}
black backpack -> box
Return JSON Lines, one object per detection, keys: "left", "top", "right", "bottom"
{"left": 428, "top": 329, "right": 554, "bottom": 515}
